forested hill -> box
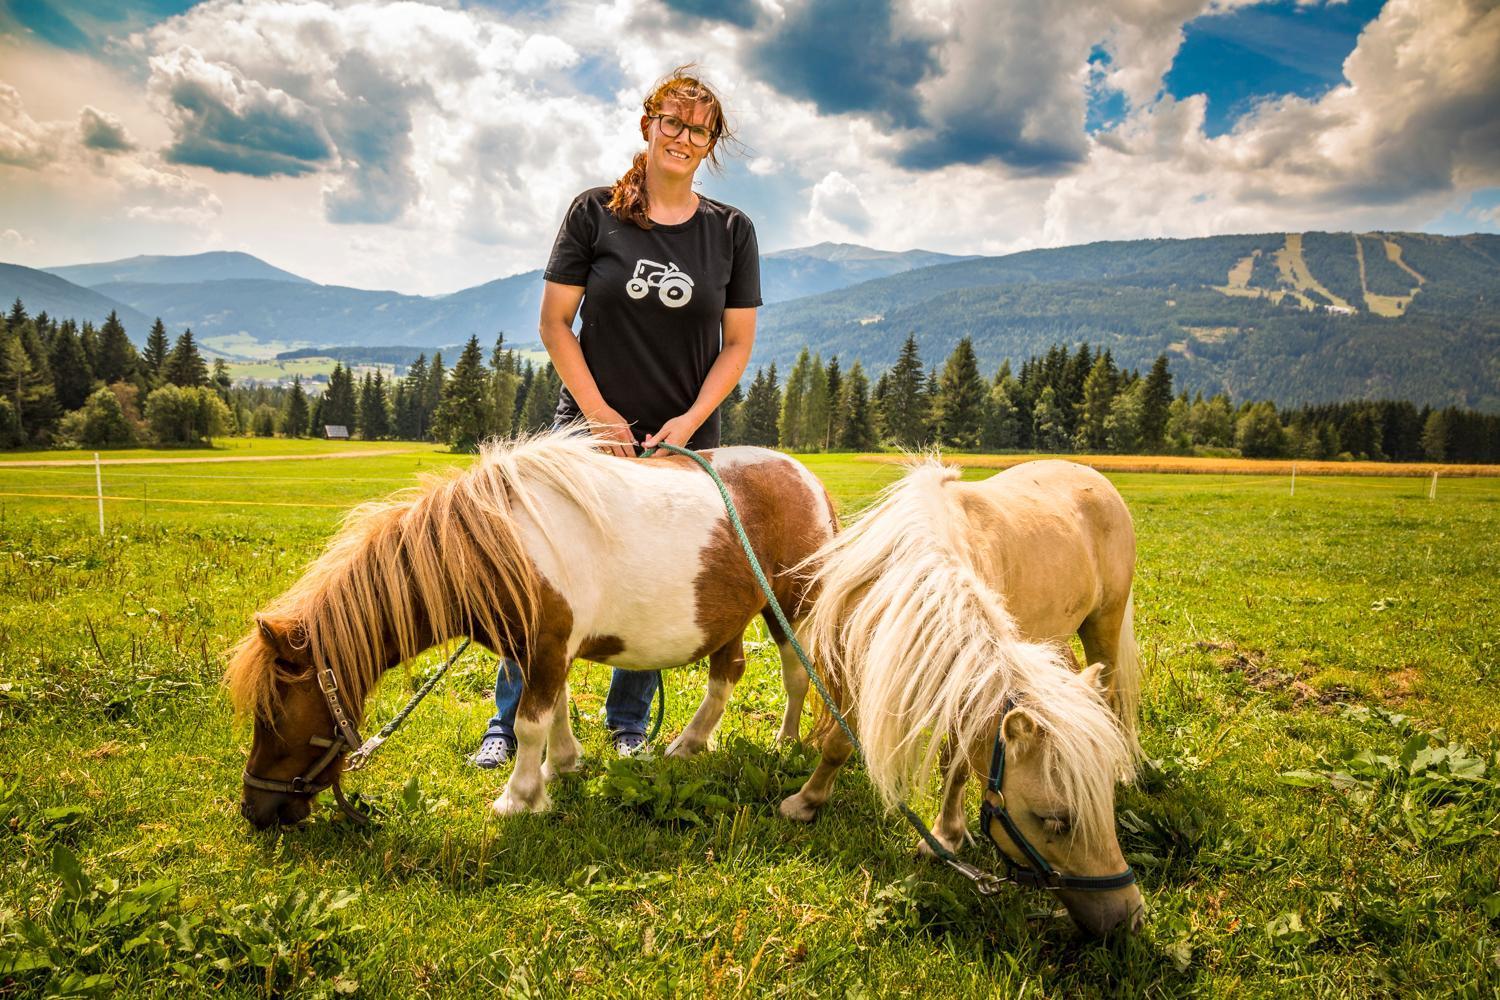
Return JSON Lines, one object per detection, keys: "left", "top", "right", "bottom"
{"left": 756, "top": 232, "right": 1500, "bottom": 412}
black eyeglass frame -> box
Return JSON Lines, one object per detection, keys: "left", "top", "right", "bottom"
{"left": 649, "top": 114, "right": 716, "bottom": 148}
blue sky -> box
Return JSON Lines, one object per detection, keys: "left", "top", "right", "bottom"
{"left": 1, "top": 0, "right": 1495, "bottom": 293}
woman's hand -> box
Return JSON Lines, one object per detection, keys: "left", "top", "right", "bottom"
{"left": 585, "top": 404, "right": 638, "bottom": 458}
{"left": 642, "top": 414, "right": 701, "bottom": 454}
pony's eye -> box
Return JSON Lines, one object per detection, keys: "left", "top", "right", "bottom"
{"left": 1040, "top": 815, "right": 1072, "bottom": 835}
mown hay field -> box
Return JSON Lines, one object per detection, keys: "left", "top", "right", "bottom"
{"left": 1, "top": 442, "right": 1497, "bottom": 997}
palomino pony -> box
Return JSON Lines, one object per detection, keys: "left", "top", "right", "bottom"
{"left": 779, "top": 459, "right": 1144, "bottom": 935}
{"left": 226, "top": 431, "right": 836, "bottom": 827}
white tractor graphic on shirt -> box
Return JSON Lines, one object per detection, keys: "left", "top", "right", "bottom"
{"left": 625, "top": 259, "right": 694, "bottom": 308}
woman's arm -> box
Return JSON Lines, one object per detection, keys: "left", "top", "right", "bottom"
{"left": 642, "top": 306, "right": 756, "bottom": 451}
{"left": 538, "top": 279, "right": 637, "bottom": 457}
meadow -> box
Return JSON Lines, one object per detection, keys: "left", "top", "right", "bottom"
{"left": 0, "top": 441, "right": 1497, "bottom": 997}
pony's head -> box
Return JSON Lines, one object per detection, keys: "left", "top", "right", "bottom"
{"left": 226, "top": 614, "right": 351, "bottom": 828}
{"left": 982, "top": 663, "right": 1143, "bottom": 936}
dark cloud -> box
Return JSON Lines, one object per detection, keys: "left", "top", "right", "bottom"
{"left": 897, "top": 126, "right": 1085, "bottom": 173}
{"left": 752, "top": 0, "right": 937, "bottom": 127}
{"left": 659, "top": 0, "right": 760, "bottom": 30}
{"left": 78, "top": 106, "right": 135, "bottom": 152}
{"left": 154, "top": 50, "right": 334, "bottom": 177}
{"left": 320, "top": 51, "right": 422, "bottom": 224}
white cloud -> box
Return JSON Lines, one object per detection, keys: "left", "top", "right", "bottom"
{"left": 1, "top": 228, "right": 35, "bottom": 251}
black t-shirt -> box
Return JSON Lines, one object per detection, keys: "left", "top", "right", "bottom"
{"left": 544, "top": 186, "right": 761, "bottom": 449}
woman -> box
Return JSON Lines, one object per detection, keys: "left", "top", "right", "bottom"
{"left": 473, "top": 68, "right": 760, "bottom": 767}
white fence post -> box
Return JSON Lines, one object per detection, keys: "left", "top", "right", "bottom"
{"left": 94, "top": 452, "right": 105, "bottom": 536}
{"left": 1428, "top": 470, "right": 1438, "bottom": 501}
{"left": 1290, "top": 462, "right": 1296, "bottom": 497}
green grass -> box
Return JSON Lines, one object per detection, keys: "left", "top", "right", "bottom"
{"left": 1, "top": 451, "right": 1496, "bottom": 997}
{"left": 0, "top": 437, "right": 440, "bottom": 464}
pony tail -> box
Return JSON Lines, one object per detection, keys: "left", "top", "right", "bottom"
{"left": 607, "top": 151, "right": 652, "bottom": 229}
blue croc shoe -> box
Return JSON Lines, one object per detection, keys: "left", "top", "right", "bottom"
{"left": 470, "top": 735, "right": 515, "bottom": 769}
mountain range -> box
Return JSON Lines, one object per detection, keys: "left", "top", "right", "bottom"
{"left": 3, "top": 233, "right": 1497, "bottom": 410}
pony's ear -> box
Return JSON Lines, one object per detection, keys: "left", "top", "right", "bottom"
{"left": 1079, "top": 662, "right": 1106, "bottom": 693}
{"left": 1002, "top": 706, "right": 1041, "bottom": 754}
{"left": 255, "top": 615, "right": 307, "bottom": 663}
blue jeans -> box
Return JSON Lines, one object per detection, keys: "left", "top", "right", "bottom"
{"left": 484, "top": 659, "right": 659, "bottom": 742}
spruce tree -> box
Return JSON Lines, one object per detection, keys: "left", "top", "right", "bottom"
{"left": 1031, "top": 385, "right": 1069, "bottom": 452}
{"left": 321, "top": 363, "right": 357, "bottom": 429}
{"left": 880, "top": 334, "right": 928, "bottom": 448}
{"left": 720, "top": 382, "right": 746, "bottom": 445}
{"left": 48, "top": 321, "right": 94, "bottom": 411}
{"left": 824, "top": 356, "right": 843, "bottom": 445}
{"left": 520, "top": 362, "right": 560, "bottom": 433}
{"left": 6, "top": 298, "right": 26, "bottom": 333}
{"left": 488, "top": 334, "right": 519, "bottom": 438}
{"left": 803, "top": 354, "right": 830, "bottom": 451}
{"left": 1421, "top": 409, "right": 1450, "bottom": 462}
{"left": 1073, "top": 352, "right": 1117, "bottom": 452}
{"left": 838, "top": 361, "right": 876, "bottom": 451}
{"left": 397, "top": 355, "right": 428, "bottom": 439}
{"left": 744, "top": 364, "right": 781, "bottom": 447}
{"left": 143, "top": 319, "right": 170, "bottom": 385}
{"left": 1139, "top": 354, "right": 1173, "bottom": 452}
{"left": 936, "top": 337, "right": 987, "bottom": 449}
{"left": 211, "top": 358, "right": 233, "bottom": 398}
{"left": 165, "top": 329, "right": 209, "bottom": 387}
{"left": 779, "top": 349, "right": 810, "bottom": 449}
{"left": 95, "top": 311, "right": 139, "bottom": 385}
{"left": 423, "top": 352, "right": 445, "bottom": 440}
{"left": 434, "top": 335, "right": 492, "bottom": 450}
{"left": 284, "top": 376, "right": 309, "bottom": 438}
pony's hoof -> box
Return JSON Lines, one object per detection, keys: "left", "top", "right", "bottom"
{"left": 778, "top": 793, "right": 819, "bottom": 823}
{"left": 664, "top": 737, "right": 704, "bottom": 758}
{"left": 490, "top": 789, "right": 551, "bottom": 817}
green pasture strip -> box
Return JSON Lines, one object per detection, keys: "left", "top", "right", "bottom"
{"left": 0, "top": 437, "right": 449, "bottom": 464}
{"left": 1, "top": 453, "right": 1496, "bottom": 997}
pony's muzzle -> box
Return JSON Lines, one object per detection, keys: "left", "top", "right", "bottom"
{"left": 1058, "top": 884, "right": 1146, "bottom": 937}
{"left": 240, "top": 788, "right": 312, "bottom": 828}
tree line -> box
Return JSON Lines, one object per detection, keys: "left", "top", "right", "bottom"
{"left": 4, "top": 298, "right": 1497, "bottom": 462}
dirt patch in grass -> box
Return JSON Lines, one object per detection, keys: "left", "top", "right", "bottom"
{"left": 1196, "top": 640, "right": 1358, "bottom": 708}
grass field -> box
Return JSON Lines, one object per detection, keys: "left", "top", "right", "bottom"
{"left": 1, "top": 442, "right": 1497, "bottom": 997}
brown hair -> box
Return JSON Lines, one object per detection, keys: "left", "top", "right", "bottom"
{"left": 607, "top": 66, "right": 733, "bottom": 229}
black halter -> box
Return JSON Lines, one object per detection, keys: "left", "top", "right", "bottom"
{"left": 978, "top": 700, "right": 1137, "bottom": 893}
{"left": 240, "top": 661, "right": 371, "bottom": 825}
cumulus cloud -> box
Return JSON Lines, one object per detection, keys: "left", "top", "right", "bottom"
{"left": 78, "top": 106, "right": 135, "bottom": 152}
{"left": 808, "top": 170, "right": 871, "bottom": 233}
{"left": 1, "top": 227, "right": 36, "bottom": 251}
{"left": 0, "top": 83, "right": 69, "bottom": 167}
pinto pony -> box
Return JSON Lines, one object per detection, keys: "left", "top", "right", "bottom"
{"left": 780, "top": 459, "right": 1144, "bottom": 935}
{"left": 226, "top": 431, "right": 836, "bottom": 827}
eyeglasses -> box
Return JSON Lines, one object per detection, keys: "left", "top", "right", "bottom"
{"left": 651, "top": 114, "right": 715, "bottom": 148}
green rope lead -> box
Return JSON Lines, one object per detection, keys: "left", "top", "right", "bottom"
{"left": 641, "top": 443, "right": 1004, "bottom": 893}
{"left": 345, "top": 638, "right": 471, "bottom": 772}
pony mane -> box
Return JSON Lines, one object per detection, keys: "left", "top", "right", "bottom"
{"left": 224, "top": 428, "right": 624, "bottom": 722}
{"left": 798, "top": 458, "right": 1132, "bottom": 850}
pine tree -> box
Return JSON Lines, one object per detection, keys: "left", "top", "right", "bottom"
{"left": 1235, "top": 401, "right": 1286, "bottom": 458}
{"left": 211, "top": 357, "right": 233, "bottom": 399}
{"left": 1032, "top": 386, "right": 1069, "bottom": 452}
{"left": 434, "top": 335, "right": 492, "bottom": 450}
{"left": 5, "top": 298, "right": 26, "bottom": 333}
{"left": 779, "top": 349, "right": 810, "bottom": 449}
{"left": 165, "top": 329, "right": 208, "bottom": 387}
{"left": 396, "top": 355, "right": 428, "bottom": 439}
{"left": 936, "top": 337, "right": 987, "bottom": 449}
{"left": 803, "top": 354, "right": 830, "bottom": 451}
{"left": 983, "top": 373, "right": 1022, "bottom": 451}
{"left": 143, "top": 319, "right": 170, "bottom": 386}
{"left": 423, "top": 352, "right": 446, "bottom": 440}
{"left": 1421, "top": 409, "right": 1450, "bottom": 461}
{"left": 283, "top": 376, "right": 309, "bottom": 438}
{"left": 1139, "top": 354, "right": 1173, "bottom": 452}
{"left": 487, "top": 334, "right": 519, "bottom": 438}
{"left": 1, "top": 323, "right": 59, "bottom": 443}
{"left": 1073, "top": 352, "right": 1118, "bottom": 452}
{"left": 520, "top": 362, "right": 560, "bottom": 433}
{"left": 720, "top": 382, "right": 746, "bottom": 445}
{"left": 743, "top": 364, "right": 780, "bottom": 447}
{"left": 879, "top": 334, "right": 928, "bottom": 448}
{"left": 1105, "top": 383, "right": 1146, "bottom": 453}
{"left": 824, "top": 356, "right": 843, "bottom": 446}
{"left": 308, "top": 393, "right": 325, "bottom": 438}
{"left": 838, "top": 361, "right": 876, "bottom": 451}
{"left": 48, "top": 320, "right": 94, "bottom": 411}
{"left": 322, "top": 363, "right": 357, "bottom": 429}
{"left": 95, "top": 311, "right": 139, "bottom": 385}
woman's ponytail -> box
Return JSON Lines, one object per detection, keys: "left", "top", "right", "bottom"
{"left": 607, "top": 151, "right": 652, "bottom": 230}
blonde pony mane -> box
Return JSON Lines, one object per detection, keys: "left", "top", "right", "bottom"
{"left": 799, "top": 458, "right": 1132, "bottom": 850}
{"left": 224, "top": 429, "right": 625, "bottom": 722}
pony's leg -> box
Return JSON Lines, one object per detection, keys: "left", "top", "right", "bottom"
{"left": 1079, "top": 593, "right": 1141, "bottom": 746}
{"left": 666, "top": 639, "right": 745, "bottom": 758}
{"left": 775, "top": 632, "right": 810, "bottom": 744}
{"left": 919, "top": 743, "right": 971, "bottom": 859}
{"left": 492, "top": 652, "right": 565, "bottom": 816}
{"left": 541, "top": 680, "right": 583, "bottom": 781}
{"left": 779, "top": 722, "right": 853, "bottom": 822}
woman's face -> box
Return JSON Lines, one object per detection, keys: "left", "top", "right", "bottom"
{"left": 642, "top": 98, "right": 715, "bottom": 182}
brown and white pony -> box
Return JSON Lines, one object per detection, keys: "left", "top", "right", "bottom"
{"left": 226, "top": 431, "right": 836, "bottom": 827}
{"left": 779, "top": 459, "right": 1145, "bottom": 935}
